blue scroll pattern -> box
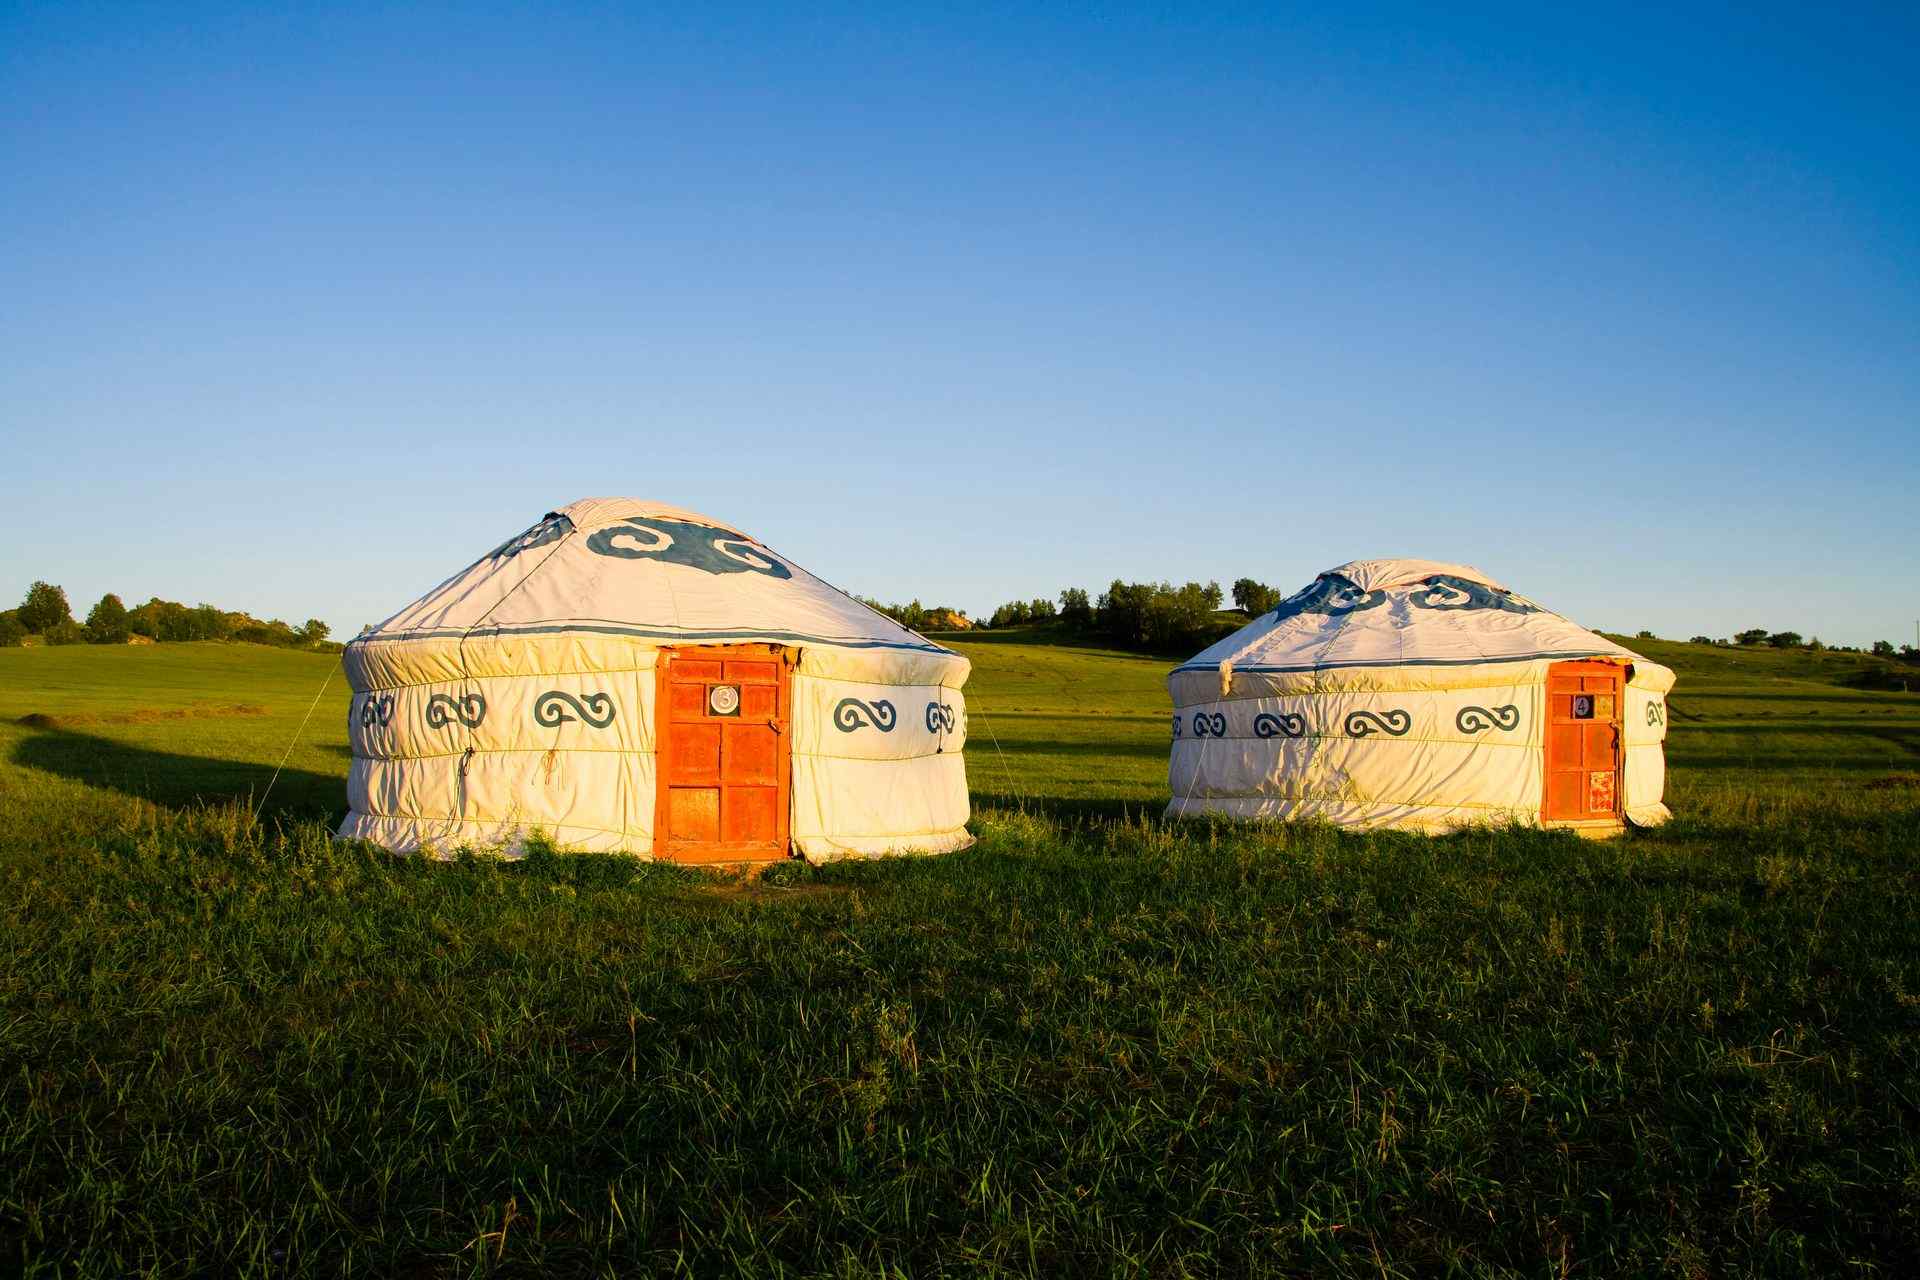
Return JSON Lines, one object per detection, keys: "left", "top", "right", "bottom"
{"left": 1455, "top": 704, "right": 1520, "bottom": 734}
{"left": 1407, "top": 575, "right": 1540, "bottom": 615}
{"left": 834, "top": 698, "right": 897, "bottom": 732}
{"left": 534, "top": 691, "right": 616, "bottom": 729}
{"left": 925, "top": 702, "right": 956, "bottom": 733}
{"left": 1345, "top": 709, "right": 1412, "bottom": 738}
{"left": 357, "top": 694, "right": 394, "bottom": 729}
{"left": 1269, "top": 574, "right": 1388, "bottom": 624}
{"left": 486, "top": 516, "right": 572, "bottom": 561}
{"left": 1253, "top": 711, "right": 1307, "bottom": 739}
{"left": 1191, "top": 712, "right": 1227, "bottom": 738}
{"left": 1270, "top": 572, "right": 1541, "bottom": 622}
{"left": 585, "top": 517, "right": 793, "bottom": 579}
{"left": 426, "top": 692, "right": 487, "bottom": 730}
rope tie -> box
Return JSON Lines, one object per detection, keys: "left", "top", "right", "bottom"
{"left": 251, "top": 663, "right": 338, "bottom": 827}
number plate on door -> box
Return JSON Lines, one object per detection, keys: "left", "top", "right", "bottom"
{"left": 708, "top": 685, "right": 741, "bottom": 716}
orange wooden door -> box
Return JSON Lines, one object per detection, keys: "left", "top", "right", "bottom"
{"left": 1543, "top": 660, "right": 1624, "bottom": 823}
{"left": 656, "top": 644, "right": 790, "bottom": 863}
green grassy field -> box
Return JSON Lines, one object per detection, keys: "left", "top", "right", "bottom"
{"left": 1, "top": 636, "right": 1917, "bottom": 1277}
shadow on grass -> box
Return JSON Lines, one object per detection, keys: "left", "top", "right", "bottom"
{"left": 11, "top": 726, "right": 343, "bottom": 821}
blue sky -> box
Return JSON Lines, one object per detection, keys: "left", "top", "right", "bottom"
{"left": 3, "top": 1, "right": 1916, "bottom": 647}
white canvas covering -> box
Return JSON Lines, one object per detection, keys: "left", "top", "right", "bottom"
{"left": 1167, "top": 559, "right": 1673, "bottom": 832}
{"left": 339, "top": 498, "right": 971, "bottom": 860}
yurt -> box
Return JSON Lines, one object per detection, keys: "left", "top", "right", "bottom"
{"left": 339, "top": 498, "right": 971, "bottom": 862}
{"left": 1167, "top": 559, "right": 1673, "bottom": 833}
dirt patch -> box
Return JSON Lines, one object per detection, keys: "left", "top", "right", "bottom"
{"left": 1863, "top": 773, "right": 1920, "bottom": 791}
{"left": 15, "top": 704, "right": 269, "bottom": 729}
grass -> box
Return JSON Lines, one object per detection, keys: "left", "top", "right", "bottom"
{"left": 1, "top": 637, "right": 1917, "bottom": 1277}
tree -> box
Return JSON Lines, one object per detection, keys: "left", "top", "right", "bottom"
{"left": 1028, "top": 597, "right": 1056, "bottom": 622}
{"left": 1734, "top": 628, "right": 1770, "bottom": 646}
{"left": 189, "top": 603, "right": 234, "bottom": 641}
{"left": 1766, "top": 631, "right": 1802, "bottom": 648}
{"left": 1231, "top": 578, "right": 1281, "bottom": 615}
{"left": 1689, "top": 635, "right": 1715, "bottom": 645}
{"left": 0, "top": 611, "right": 23, "bottom": 648}
{"left": 1635, "top": 629, "right": 1656, "bottom": 640}
{"left": 17, "top": 581, "right": 71, "bottom": 634}
{"left": 989, "top": 600, "right": 1033, "bottom": 628}
{"left": 301, "top": 618, "right": 331, "bottom": 645}
{"left": 1058, "top": 587, "right": 1092, "bottom": 626}
{"left": 85, "top": 593, "right": 130, "bottom": 644}
{"left": 1093, "top": 580, "right": 1226, "bottom": 652}
{"left": 1873, "top": 640, "right": 1896, "bottom": 657}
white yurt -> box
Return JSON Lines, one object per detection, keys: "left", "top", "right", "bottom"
{"left": 1167, "top": 559, "right": 1674, "bottom": 833}
{"left": 339, "top": 498, "right": 970, "bottom": 862}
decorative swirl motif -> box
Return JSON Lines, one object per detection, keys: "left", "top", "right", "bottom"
{"left": 1408, "top": 575, "right": 1541, "bottom": 615}
{"left": 485, "top": 515, "right": 572, "bottom": 561}
{"left": 925, "top": 702, "right": 956, "bottom": 733}
{"left": 357, "top": 694, "right": 394, "bottom": 728}
{"left": 426, "top": 692, "right": 487, "bottom": 730}
{"left": 585, "top": 516, "right": 794, "bottom": 579}
{"left": 1646, "top": 702, "right": 1665, "bottom": 727}
{"left": 1345, "top": 709, "right": 1412, "bottom": 738}
{"left": 1455, "top": 704, "right": 1521, "bottom": 734}
{"left": 1253, "top": 711, "right": 1307, "bottom": 739}
{"left": 834, "top": 697, "right": 897, "bottom": 732}
{"left": 1191, "top": 712, "right": 1228, "bottom": 738}
{"left": 534, "top": 691, "right": 616, "bottom": 729}
{"left": 1270, "top": 573, "right": 1387, "bottom": 623}
{"left": 1171, "top": 714, "right": 1182, "bottom": 739}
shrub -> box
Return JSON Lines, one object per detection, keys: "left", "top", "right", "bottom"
{"left": 1735, "top": 628, "right": 1770, "bottom": 645}
{"left": 1689, "top": 635, "right": 1715, "bottom": 646}
{"left": 1767, "top": 631, "right": 1803, "bottom": 649}
{"left": 0, "top": 612, "right": 24, "bottom": 648}
{"left": 1635, "top": 629, "right": 1656, "bottom": 640}
{"left": 42, "top": 619, "right": 86, "bottom": 646}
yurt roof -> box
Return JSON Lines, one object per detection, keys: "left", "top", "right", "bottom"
{"left": 1176, "top": 559, "right": 1650, "bottom": 677}
{"left": 351, "top": 498, "right": 954, "bottom": 656}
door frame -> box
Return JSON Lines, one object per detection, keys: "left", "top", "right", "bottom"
{"left": 1541, "top": 659, "right": 1625, "bottom": 829}
{"left": 653, "top": 643, "right": 794, "bottom": 864}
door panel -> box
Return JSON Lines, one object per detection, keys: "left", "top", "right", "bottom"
{"left": 723, "top": 721, "right": 780, "bottom": 786}
{"left": 666, "top": 723, "right": 721, "bottom": 783}
{"left": 1543, "top": 661, "right": 1623, "bottom": 823}
{"left": 656, "top": 644, "right": 791, "bottom": 862}
{"left": 667, "top": 788, "right": 721, "bottom": 843}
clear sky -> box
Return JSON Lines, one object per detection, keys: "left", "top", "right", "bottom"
{"left": 3, "top": 2, "right": 1916, "bottom": 647}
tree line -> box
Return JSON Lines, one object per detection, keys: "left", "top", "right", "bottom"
{"left": 865, "top": 576, "right": 1293, "bottom": 656}
{"left": 879, "top": 576, "right": 1920, "bottom": 665}
{"left": 0, "top": 581, "right": 335, "bottom": 651}
{"left": 1677, "top": 628, "right": 1919, "bottom": 661}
